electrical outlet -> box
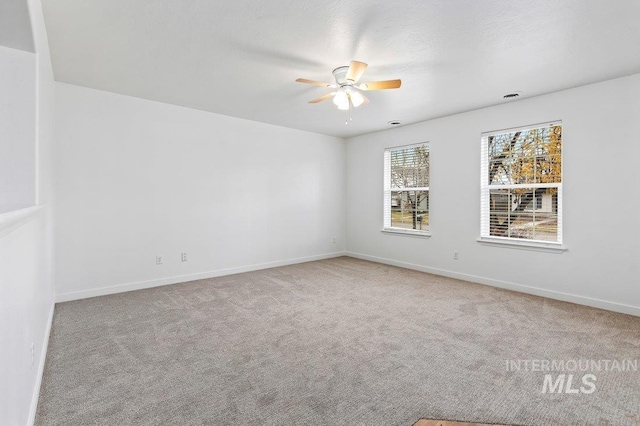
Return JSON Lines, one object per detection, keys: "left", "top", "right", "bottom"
{"left": 30, "top": 342, "right": 35, "bottom": 368}
{"left": 156, "top": 256, "right": 163, "bottom": 265}
{"left": 181, "top": 252, "right": 187, "bottom": 262}
{"left": 453, "top": 251, "right": 459, "bottom": 260}
{"left": 332, "top": 237, "right": 336, "bottom": 244}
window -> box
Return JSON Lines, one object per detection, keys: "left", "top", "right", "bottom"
{"left": 480, "top": 122, "right": 562, "bottom": 245}
{"left": 384, "top": 143, "right": 430, "bottom": 235}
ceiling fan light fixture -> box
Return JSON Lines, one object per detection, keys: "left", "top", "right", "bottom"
{"left": 333, "top": 89, "right": 349, "bottom": 110}
{"left": 349, "top": 89, "right": 365, "bottom": 108}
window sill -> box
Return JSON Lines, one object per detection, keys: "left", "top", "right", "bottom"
{"left": 477, "top": 237, "right": 567, "bottom": 253}
{"left": 381, "top": 228, "right": 431, "bottom": 238}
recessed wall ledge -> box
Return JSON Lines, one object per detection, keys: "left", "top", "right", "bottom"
{"left": 0, "top": 205, "right": 44, "bottom": 237}
{"left": 477, "top": 237, "right": 567, "bottom": 253}
{"left": 381, "top": 228, "right": 431, "bottom": 238}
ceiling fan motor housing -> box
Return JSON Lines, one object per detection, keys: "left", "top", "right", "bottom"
{"left": 332, "top": 66, "right": 352, "bottom": 85}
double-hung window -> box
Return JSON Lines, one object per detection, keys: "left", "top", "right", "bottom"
{"left": 383, "top": 143, "right": 430, "bottom": 235}
{"left": 480, "top": 122, "right": 562, "bottom": 246}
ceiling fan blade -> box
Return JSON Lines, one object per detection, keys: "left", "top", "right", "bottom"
{"left": 308, "top": 92, "right": 335, "bottom": 104}
{"left": 360, "top": 79, "right": 402, "bottom": 90}
{"left": 296, "top": 78, "right": 334, "bottom": 87}
{"left": 345, "top": 61, "right": 368, "bottom": 83}
{"left": 360, "top": 93, "right": 370, "bottom": 106}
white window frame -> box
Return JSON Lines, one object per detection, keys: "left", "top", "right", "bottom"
{"left": 479, "top": 121, "right": 566, "bottom": 252}
{"left": 383, "top": 142, "right": 430, "bottom": 237}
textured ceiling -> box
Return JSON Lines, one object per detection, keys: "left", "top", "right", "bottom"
{"left": 0, "top": 0, "right": 35, "bottom": 52}
{"left": 42, "top": 0, "right": 640, "bottom": 138}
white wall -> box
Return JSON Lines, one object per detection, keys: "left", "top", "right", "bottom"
{"left": 0, "top": 45, "right": 36, "bottom": 212}
{"left": 0, "top": 0, "right": 56, "bottom": 424}
{"left": 55, "top": 84, "right": 345, "bottom": 300}
{"left": 346, "top": 74, "right": 640, "bottom": 315}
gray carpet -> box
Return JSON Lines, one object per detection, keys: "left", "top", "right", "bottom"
{"left": 36, "top": 257, "right": 640, "bottom": 425}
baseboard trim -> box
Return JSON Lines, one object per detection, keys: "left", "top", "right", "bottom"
{"left": 56, "top": 251, "right": 347, "bottom": 303}
{"left": 346, "top": 252, "right": 640, "bottom": 317}
{"left": 28, "top": 302, "right": 54, "bottom": 425}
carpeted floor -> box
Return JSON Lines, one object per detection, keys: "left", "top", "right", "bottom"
{"left": 36, "top": 257, "right": 640, "bottom": 425}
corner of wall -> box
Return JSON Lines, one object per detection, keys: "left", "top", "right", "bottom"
{"left": 27, "top": 302, "right": 54, "bottom": 425}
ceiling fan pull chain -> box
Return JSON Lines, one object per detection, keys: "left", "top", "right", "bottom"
{"left": 345, "top": 98, "right": 353, "bottom": 125}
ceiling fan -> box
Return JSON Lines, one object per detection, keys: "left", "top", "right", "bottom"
{"left": 296, "top": 60, "right": 401, "bottom": 111}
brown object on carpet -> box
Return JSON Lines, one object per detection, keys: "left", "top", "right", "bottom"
{"left": 414, "top": 420, "right": 505, "bottom": 426}
{"left": 36, "top": 257, "right": 640, "bottom": 425}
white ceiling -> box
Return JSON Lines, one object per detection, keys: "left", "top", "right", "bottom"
{"left": 42, "top": 0, "right": 640, "bottom": 138}
{"left": 1, "top": 0, "right": 35, "bottom": 52}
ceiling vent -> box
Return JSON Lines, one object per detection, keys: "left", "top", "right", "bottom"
{"left": 503, "top": 92, "right": 522, "bottom": 99}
